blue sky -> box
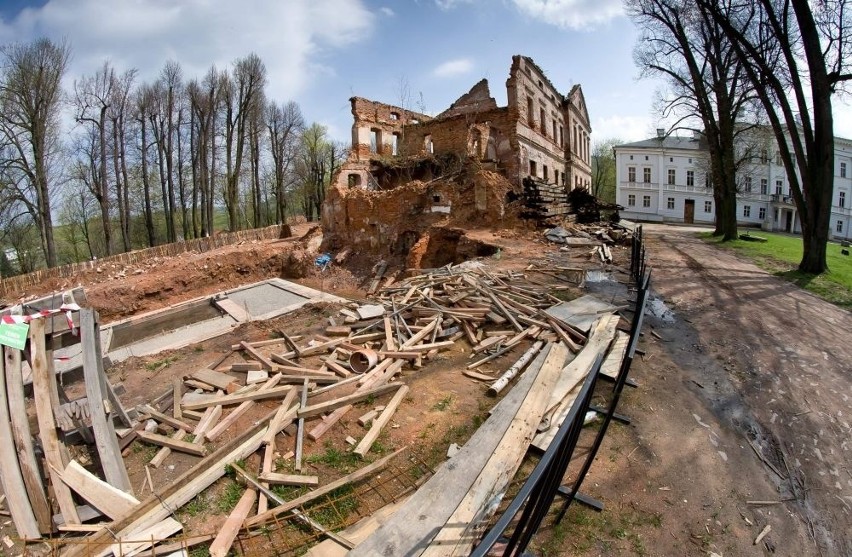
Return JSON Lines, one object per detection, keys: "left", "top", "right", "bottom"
{"left": 1, "top": 0, "right": 850, "bottom": 145}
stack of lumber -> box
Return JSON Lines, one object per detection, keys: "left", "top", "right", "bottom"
{"left": 0, "top": 301, "right": 136, "bottom": 542}
{"left": 522, "top": 177, "right": 571, "bottom": 220}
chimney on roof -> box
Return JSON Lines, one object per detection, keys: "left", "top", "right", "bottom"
{"left": 656, "top": 128, "right": 665, "bottom": 138}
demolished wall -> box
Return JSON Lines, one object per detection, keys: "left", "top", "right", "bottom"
{"left": 322, "top": 163, "right": 520, "bottom": 266}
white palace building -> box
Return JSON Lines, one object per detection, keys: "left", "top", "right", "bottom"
{"left": 614, "top": 130, "right": 852, "bottom": 241}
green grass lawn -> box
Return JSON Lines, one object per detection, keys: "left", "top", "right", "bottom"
{"left": 700, "top": 230, "right": 852, "bottom": 309}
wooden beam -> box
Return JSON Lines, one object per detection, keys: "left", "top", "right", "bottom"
{"left": 172, "top": 378, "right": 182, "bottom": 420}
{"left": 136, "top": 431, "right": 206, "bottom": 456}
{"left": 0, "top": 346, "right": 40, "bottom": 538}
{"left": 354, "top": 385, "right": 408, "bottom": 457}
{"left": 239, "top": 341, "right": 275, "bottom": 370}
{"left": 149, "top": 429, "right": 186, "bottom": 469}
{"left": 297, "top": 383, "right": 399, "bottom": 419}
{"left": 138, "top": 404, "right": 194, "bottom": 432}
{"left": 257, "top": 473, "right": 319, "bottom": 486}
{"left": 205, "top": 375, "right": 284, "bottom": 442}
{"left": 81, "top": 309, "right": 133, "bottom": 494}
{"left": 3, "top": 347, "right": 51, "bottom": 532}
{"left": 262, "top": 391, "right": 299, "bottom": 445}
{"left": 57, "top": 460, "right": 139, "bottom": 520}
{"left": 190, "top": 368, "right": 240, "bottom": 391}
{"left": 294, "top": 378, "right": 308, "bottom": 471}
{"left": 182, "top": 385, "right": 293, "bottom": 410}
{"left": 209, "top": 489, "right": 257, "bottom": 557}
{"left": 28, "top": 318, "right": 80, "bottom": 525}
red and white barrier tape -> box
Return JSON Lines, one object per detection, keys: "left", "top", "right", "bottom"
{"left": 0, "top": 303, "right": 81, "bottom": 334}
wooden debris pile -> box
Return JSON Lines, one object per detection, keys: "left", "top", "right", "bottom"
{"left": 0, "top": 292, "right": 139, "bottom": 543}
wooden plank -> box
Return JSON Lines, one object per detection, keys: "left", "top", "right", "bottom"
{"left": 149, "top": 430, "right": 186, "bottom": 468}
{"left": 246, "top": 369, "right": 269, "bottom": 384}
{"left": 261, "top": 390, "right": 299, "bottom": 445}
{"left": 348, "top": 346, "right": 549, "bottom": 557}
{"left": 190, "top": 368, "right": 239, "bottom": 391}
{"left": 139, "top": 404, "right": 194, "bottom": 432}
{"left": 601, "top": 330, "right": 629, "bottom": 380}
{"left": 57, "top": 460, "right": 139, "bottom": 520}
{"left": 257, "top": 473, "right": 319, "bottom": 486}
{"left": 3, "top": 347, "right": 51, "bottom": 532}
{"left": 182, "top": 385, "right": 293, "bottom": 410}
{"left": 257, "top": 442, "right": 275, "bottom": 515}
{"left": 297, "top": 383, "right": 399, "bottom": 419}
{"left": 191, "top": 404, "right": 223, "bottom": 443}
{"left": 0, "top": 346, "right": 40, "bottom": 538}
{"left": 545, "top": 294, "right": 617, "bottom": 334}
{"left": 354, "top": 385, "right": 408, "bottom": 457}
{"left": 109, "top": 516, "right": 182, "bottom": 557}
{"left": 230, "top": 361, "right": 262, "bottom": 372}
{"left": 245, "top": 447, "right": 406, "bottom": 528}
{"left": 421, "top": 343, "right": 569, "bottom": 556}
{"left": 357, "top": 409, "right": 379, "bottom": 427}
{"left": 214, "top": 297, "right": 251, "bottom": 322}
{"left": 172, "top": 378, "right": 183, "bottom": 420}
{"left": 240, "top": 341, "right": 275, "bottom": 371}
{"left": 305, "top": 498, "right": 408, "bottom": 557}
{"left": 62, "top": 411, "right": 277, "bottom": 557}
{"left": 487, "top": 340, "right": 545, "bottom": 396}
{"left": 295, "top": 378, "right": 308, "bottom": 472}
{"left": 137, "top": 431, "right": 206, "bottom": 456}
{"left": 209, "top": 489, "right": 256, "bottom": 557}
{"left": 28, "top": 318, "right": 80, "bottom": 525}
{"left": 206, "top": 375, "right": 283, "bottom": 442}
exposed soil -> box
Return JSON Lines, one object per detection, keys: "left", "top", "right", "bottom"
{"left": 4, "top": 221, "right": 849, "bottom": 557}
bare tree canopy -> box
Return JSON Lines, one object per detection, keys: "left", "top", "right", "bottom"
{"left": 0, "top": 38, "right": 70, "bottom": 267}
{"left": 694, "top": 0, "right": 852, "bottom": 273}
{"left": 627, "top": 0, "right": 758, "bottom": 240}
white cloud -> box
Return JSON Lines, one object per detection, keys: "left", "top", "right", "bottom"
{"left": 379, "top": 6, "right": 395, "bottom": 16}
{"left": 593, "top": 115, "right": 654, "bottom": 143}
{"left": 432, "top": 58, "right": 474, "bottom": 78}
{"left": 434, "top": 0, "right": 475, "bottom": 9}
{"left": 0, "top": 0, "right": 374, "bottom": 102}
{"left": 510, "top": 0, "right": 623, "bottom": 30}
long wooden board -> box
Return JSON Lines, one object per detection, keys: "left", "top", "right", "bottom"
{"left": 0, "top": 347, "right": 40, "bottom": 538}
{"left": 28, "top": 319, "right": 80, "bottom": 525}
{"left": 4, "top": 347, "right": 52, "bottom": 532}
{"left": 348, "top": 346, "right": 550, "bottom": 556}
{"left": 209, "top": 489, "right": 256, "bottom": 557}
{"left": 58, "top": 460, "right": 140, "bottom": 520}
{"left": 422, "top": 343, "right": 569, "bottom": 556}
{"left": 353, "top": 385, "right": 409, "bottom": 457}
{"left": 297, "top": 383, "right": 399, "bottom": 419}
{"left": 182, "top": 385, "right": 292, "bottom": 410}
{"left": 81, "top": 309, "right": 133, "bottom": 494}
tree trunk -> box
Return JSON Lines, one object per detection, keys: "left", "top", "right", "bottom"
{"left": 140, "top": 116, "right": 156, "bottom": 247}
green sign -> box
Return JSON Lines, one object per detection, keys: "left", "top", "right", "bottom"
{"left": 0, "top": 323, "right": 29, "bottom": 350}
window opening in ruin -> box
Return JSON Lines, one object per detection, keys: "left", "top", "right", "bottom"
{"left": 370, "top": 128, "right": 382, "bottom": 153}
{"left": 559, "top": 126, "right": 563, "bottom": 147}
{"left": 529, "top": 160, "right": 537, "bottom": 177}
{"left": 412, "top": 118, "right": 420, "bottom": 124}
{"left": 390, "top": 112, "right": 399, "bottom": 121}
{"left": 527, "top": 96, "right": 534, "bottom": 126}
{"left": 348, "top": 173, "right": 362, "bottom": 187}
{"left": 392, "top": 132, "right": 400, "bottom": 156}
{"left": 543, "top": 165, "right": 549, "bottom": 181}
{"left": 433, "top": 195, "right": 441, "bottom": 203}
{"left": 425, "top": 134, "right": 434, "bottom": 153}
{"left": 540, "top": 108, "right": 546, "bottom": 135}
{"left": 552, "top": 121, "right": 557, "bottom": 142}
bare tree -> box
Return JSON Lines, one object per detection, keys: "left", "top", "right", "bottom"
{"left": 222, "top": 53, "right": 266, "bottom": 231}
{"left": 297, "top": 123, "right": 347, "bottom": 221}
{"left": 698, "top": 0, "right": 852, "bottom": 272}
{"left": 74, "top": 61, "right": 117, "bottom": 255}
{"left": 134, "top": 83, "right": 158, "bottom": 247}
{"left": 107, "top": 68, "right": 137, "bottom": 251}
{"left": 0, "top": 38, "right": 70, "bottom": 267}
{"left": 628, "top": 0, "right": 757, "bottom": 240}
{"left": 266, "top": 100, "right": 304, "bottom": 224}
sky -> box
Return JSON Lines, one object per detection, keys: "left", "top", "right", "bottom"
{"left": 0, "top": 0, "right": 851, "bottom": 145}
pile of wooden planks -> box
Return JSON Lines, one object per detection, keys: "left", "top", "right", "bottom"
{"left": 0, "top": 301, "right": 136, "bottom": 541}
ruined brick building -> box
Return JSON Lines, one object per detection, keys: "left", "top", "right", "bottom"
{"left": 322, "top": 55, "right": 592, "bottom": 265}
{"left": 334, "top": 55, "right": 592, "bottom": 193}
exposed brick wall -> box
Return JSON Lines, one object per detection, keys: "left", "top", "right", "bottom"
{"left": 349, "top": 97, "right": 432, "bottom": 160}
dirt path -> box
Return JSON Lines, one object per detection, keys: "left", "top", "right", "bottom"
{"left": 641, "top": 225, "right": 852, "bottom": 555}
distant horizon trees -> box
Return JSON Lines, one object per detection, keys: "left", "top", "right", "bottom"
{"left": 0, "top": 38, "right": 347, "bottom": 275}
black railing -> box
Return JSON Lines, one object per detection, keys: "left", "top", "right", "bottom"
{"left": 470, "top": 262, "right": 653, "bottom": 556}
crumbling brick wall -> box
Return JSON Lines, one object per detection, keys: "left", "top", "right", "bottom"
{"left": 349, "top": 97, "right": 432, "bottom": 161}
